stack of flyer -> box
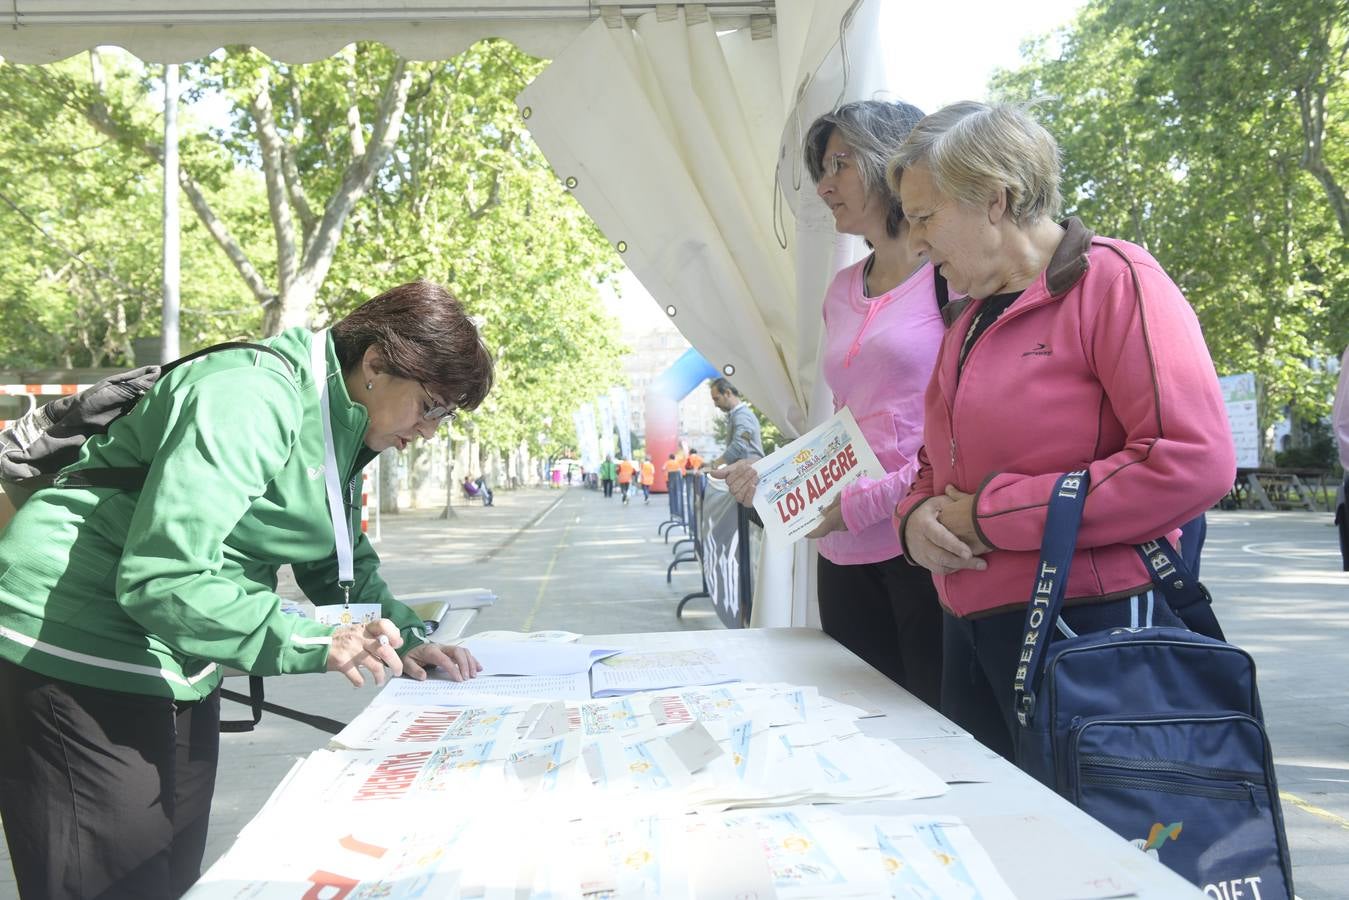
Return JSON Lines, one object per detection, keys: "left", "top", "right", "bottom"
{"left": 186, "top": 655, "right": 1019, "bottom": 898}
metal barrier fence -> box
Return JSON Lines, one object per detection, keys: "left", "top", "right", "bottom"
{"left": 657, "top": 471, "right": 754, "bottom": 628}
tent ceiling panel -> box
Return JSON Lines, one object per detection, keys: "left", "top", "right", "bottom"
{"left": 0, "top": 1, "right": 774, "bottom": 64}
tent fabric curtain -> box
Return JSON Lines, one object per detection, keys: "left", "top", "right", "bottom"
{"left": 522, "top": 1, "right": 900, "bottom": 627}
{"left": 520, "top": 9, "right": 808, "bottom": 440}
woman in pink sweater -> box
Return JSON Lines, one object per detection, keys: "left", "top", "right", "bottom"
{"left": 891, "top": 102, "right": 1235, "bottom": 759}
{"left": 718, "top": 100, "right": 950, "bottom": 708}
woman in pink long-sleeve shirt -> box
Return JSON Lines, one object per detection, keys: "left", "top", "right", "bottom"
{"left": 717, "top": 100, "right": 950, "bottom": 708}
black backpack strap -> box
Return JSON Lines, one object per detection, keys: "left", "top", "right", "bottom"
{"left": 161, "top": 341, "right": 293, "bottom": 377}
{"left": 219, "top": 676, "right": 346, "bottom": 735}
{"left": 933, "top": 269, "right": 970, "bottom": 326}
{"left": 25, "top": 341, "right": 295, "bottom": 496}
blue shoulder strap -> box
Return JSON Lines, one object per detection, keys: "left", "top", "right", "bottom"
{"left": 1134, "top": 538, "right": 1201, "bottom": 604}
{"left": 1014, "top": 469, "right": 1090, "bottom": 727}
{"left": 1015, "top": 470, "right": 1230, "bottom": 725}
{"left": 1134, "top": 538, "right": 1224, "bottom": 640}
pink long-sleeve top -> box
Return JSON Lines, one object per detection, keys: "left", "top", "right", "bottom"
{"left": 817, "top": 258, "right": 946, "bottom": 565}
{"left": 893, "top": 221, "right": 1236, "bottom": 618}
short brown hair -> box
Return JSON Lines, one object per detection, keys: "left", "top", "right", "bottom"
{"left": 332, "top": 281, "right": 493, "bottom": 412}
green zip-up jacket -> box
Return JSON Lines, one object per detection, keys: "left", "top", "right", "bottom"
{"left": 0, "top": 328, "right": 426, "bottom": 701}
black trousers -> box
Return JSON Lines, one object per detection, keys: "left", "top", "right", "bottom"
{"left": 816, "top": 554, "right": 943, "bottom": 709}
{"left": 0, "top": 658, "right": 221, "bottom": 900}
{"left": 602, "top": 478, "right": 614, "bottom": 497}
{"left": 942, "top": 593, "right": 1187, "bottom": 762}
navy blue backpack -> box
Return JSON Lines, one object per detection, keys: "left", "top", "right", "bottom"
{"left": 1014, "top": 470, "right": 1294, "bottom": 899}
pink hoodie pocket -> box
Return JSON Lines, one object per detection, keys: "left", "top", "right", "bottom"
{"left": 854, "top": 410, "right": 907, "bottom": 474}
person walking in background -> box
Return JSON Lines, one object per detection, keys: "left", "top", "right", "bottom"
{"left": 686, "top": 448, "right": 703, "bottom": 473}
{"left": 599, "top": 453, "right": 616, "bottom": 498}
{"left": 707, "top": 378, "right": 765, "bottom": 469}
{"left": 0, "top": 281, "right": 490, "bottom": 899}
{"left": 664, "top": 452, "right": 684, "bottom": 481}
{"left": 1335, "top": 344, "right": 1349, "bottom": 570}
{"left": 713, "top": 100, "right": 947, "bottom": 708}
{"left": 890, "top": 101, "right": 1234, "bottom": 760}
{"left": 617, "top": 456, "right": 636, "bottom": 505}
{"left": 639, "top": 455, "right": 656, "bottom": 503}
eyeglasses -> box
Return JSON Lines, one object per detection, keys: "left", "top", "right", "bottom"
{"left": 822, "top": 151, "right": 851, "bottom": 178}
{"left": 420, "top": 383, "right": 458, "bottom": 424}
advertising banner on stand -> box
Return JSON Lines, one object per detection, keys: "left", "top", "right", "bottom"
{"left": 573, "top": 410, "right": 591, "bottom": 472}
{"left": 1219, "top": 373, "right": 1260, "bottom": 469}
{"left": 699, "top": 479, "right": 754, "bottom": 628}
{"left": 579, "top": 403, "right": 601, "bottom": 473}
{"left": 610, "top": 386, "right": 633, "bottom": 461}
{"left": 596, "top": 394, "right": 615, "bottom": 458}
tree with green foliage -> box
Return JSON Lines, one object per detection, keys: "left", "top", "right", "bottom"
{"left": 0, "top": 39, "right": 626, "bottom": 491}
{"left": 0, "top": 53, "right": 265, "bottom": 367}
{"left": 309, "top": 41, "right": 626, "bottom": 468}
{"left": 992, "top": 0, "right": 1347, "bottom": 462}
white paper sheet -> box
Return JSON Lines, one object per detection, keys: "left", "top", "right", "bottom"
{"left": 591, "top": 649, "right": 740, "bottom": 697}
{"left": 459, "top": 638, "right": 620, "bottom": 676}
{"left": 331, "top": 703, "right": 528, "bottom": 750}
{"left": 185, "top": 818, "right": 468, "bottom": 899}
{"left": 371, "top": 672, "right": 593, "bottom": 706}
{"left": 462, "top": 629, "right": 581, "bottom": 643}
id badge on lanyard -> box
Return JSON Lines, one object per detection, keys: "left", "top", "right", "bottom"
{"left": 310, "top": 329, "right": 381, "bottom": 626}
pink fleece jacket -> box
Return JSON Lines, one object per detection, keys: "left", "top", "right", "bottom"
{"left": 895, "top": 221, "right": 1235, "bottom": 618}
{"left": 818, "top": 258, "right": 946, "bottom": 565}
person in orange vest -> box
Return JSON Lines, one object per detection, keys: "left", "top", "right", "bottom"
{"left": 685, "top": 448, "right": 704, "bottom": 473}
{"left": 664, "top": 452, "right": 685, "bottom": 477}
{"left": 616, "top": 456, "right": 636, "bottom": 505}
{"left": 639, "top": 456, "right": 656, "bottom": 504}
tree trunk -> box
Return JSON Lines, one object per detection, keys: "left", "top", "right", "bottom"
{"left": 439, "top": 435, "right": 458, "bottom": 519}
{"left": 378, "top": 447, "right": 400, "bottom": 514}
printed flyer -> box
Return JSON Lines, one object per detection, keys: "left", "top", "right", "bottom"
{"left": 751, "top": 407, "right": 883, "bottom": 543}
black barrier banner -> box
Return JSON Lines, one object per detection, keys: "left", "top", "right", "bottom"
{"left": 699, "top": 481, "right": 752, "bottom": 628}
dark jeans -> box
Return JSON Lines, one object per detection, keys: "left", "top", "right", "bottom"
{"left": 817, "top": 554, "right": 943, "bottom": 709}
{"left": 0, "top": 659, "right": 221, "bottom": 900}
{"left": 602, "top": 478, "right": 614, "bottom": 497}
{"left": 942, "top": 593, "right": 1186, "bottom": 761}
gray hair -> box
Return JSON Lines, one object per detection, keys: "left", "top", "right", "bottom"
{"left": 804, "top": 100, "right": 926, "bottom": 239}
{"left": 887, "top": 101, "right": 1063, "bottom": 225}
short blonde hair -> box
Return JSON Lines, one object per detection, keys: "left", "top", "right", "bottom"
{"left": 886, "top": 101, "right": 1063, "bottom": 225}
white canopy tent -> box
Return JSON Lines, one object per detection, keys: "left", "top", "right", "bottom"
{"left": 1, "top": 0, "right": 910, "bottom": 625}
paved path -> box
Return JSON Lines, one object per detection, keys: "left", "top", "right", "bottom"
{"left": 0, "top": 491, "right": 1345, "bottom": 898}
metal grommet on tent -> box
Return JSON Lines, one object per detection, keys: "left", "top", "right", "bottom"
{"left": 520, "top": 105, "right": 532, "bottom": 120}
{"left": 722, "top": 364, "right": 736, "bottom": 376}
{"left": 665, "top": 305, "right": 677, "bottom": 317}
{"left": 565, "top": 176, "right": 578, "bottom": 190}
{"left": 616, "top": 240, "right": 628, "bottom": 253}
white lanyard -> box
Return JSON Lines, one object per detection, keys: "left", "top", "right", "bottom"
{"left": 310, "top": 329, "right": 355, "bottom": 605}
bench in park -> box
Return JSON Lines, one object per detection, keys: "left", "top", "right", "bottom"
{"left": 1224, "top": 467, "right": 1336, "bottom": 512}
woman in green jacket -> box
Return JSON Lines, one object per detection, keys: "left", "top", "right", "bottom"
{"left": 0, "top": 281, "right": 493, "bottom": 900}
